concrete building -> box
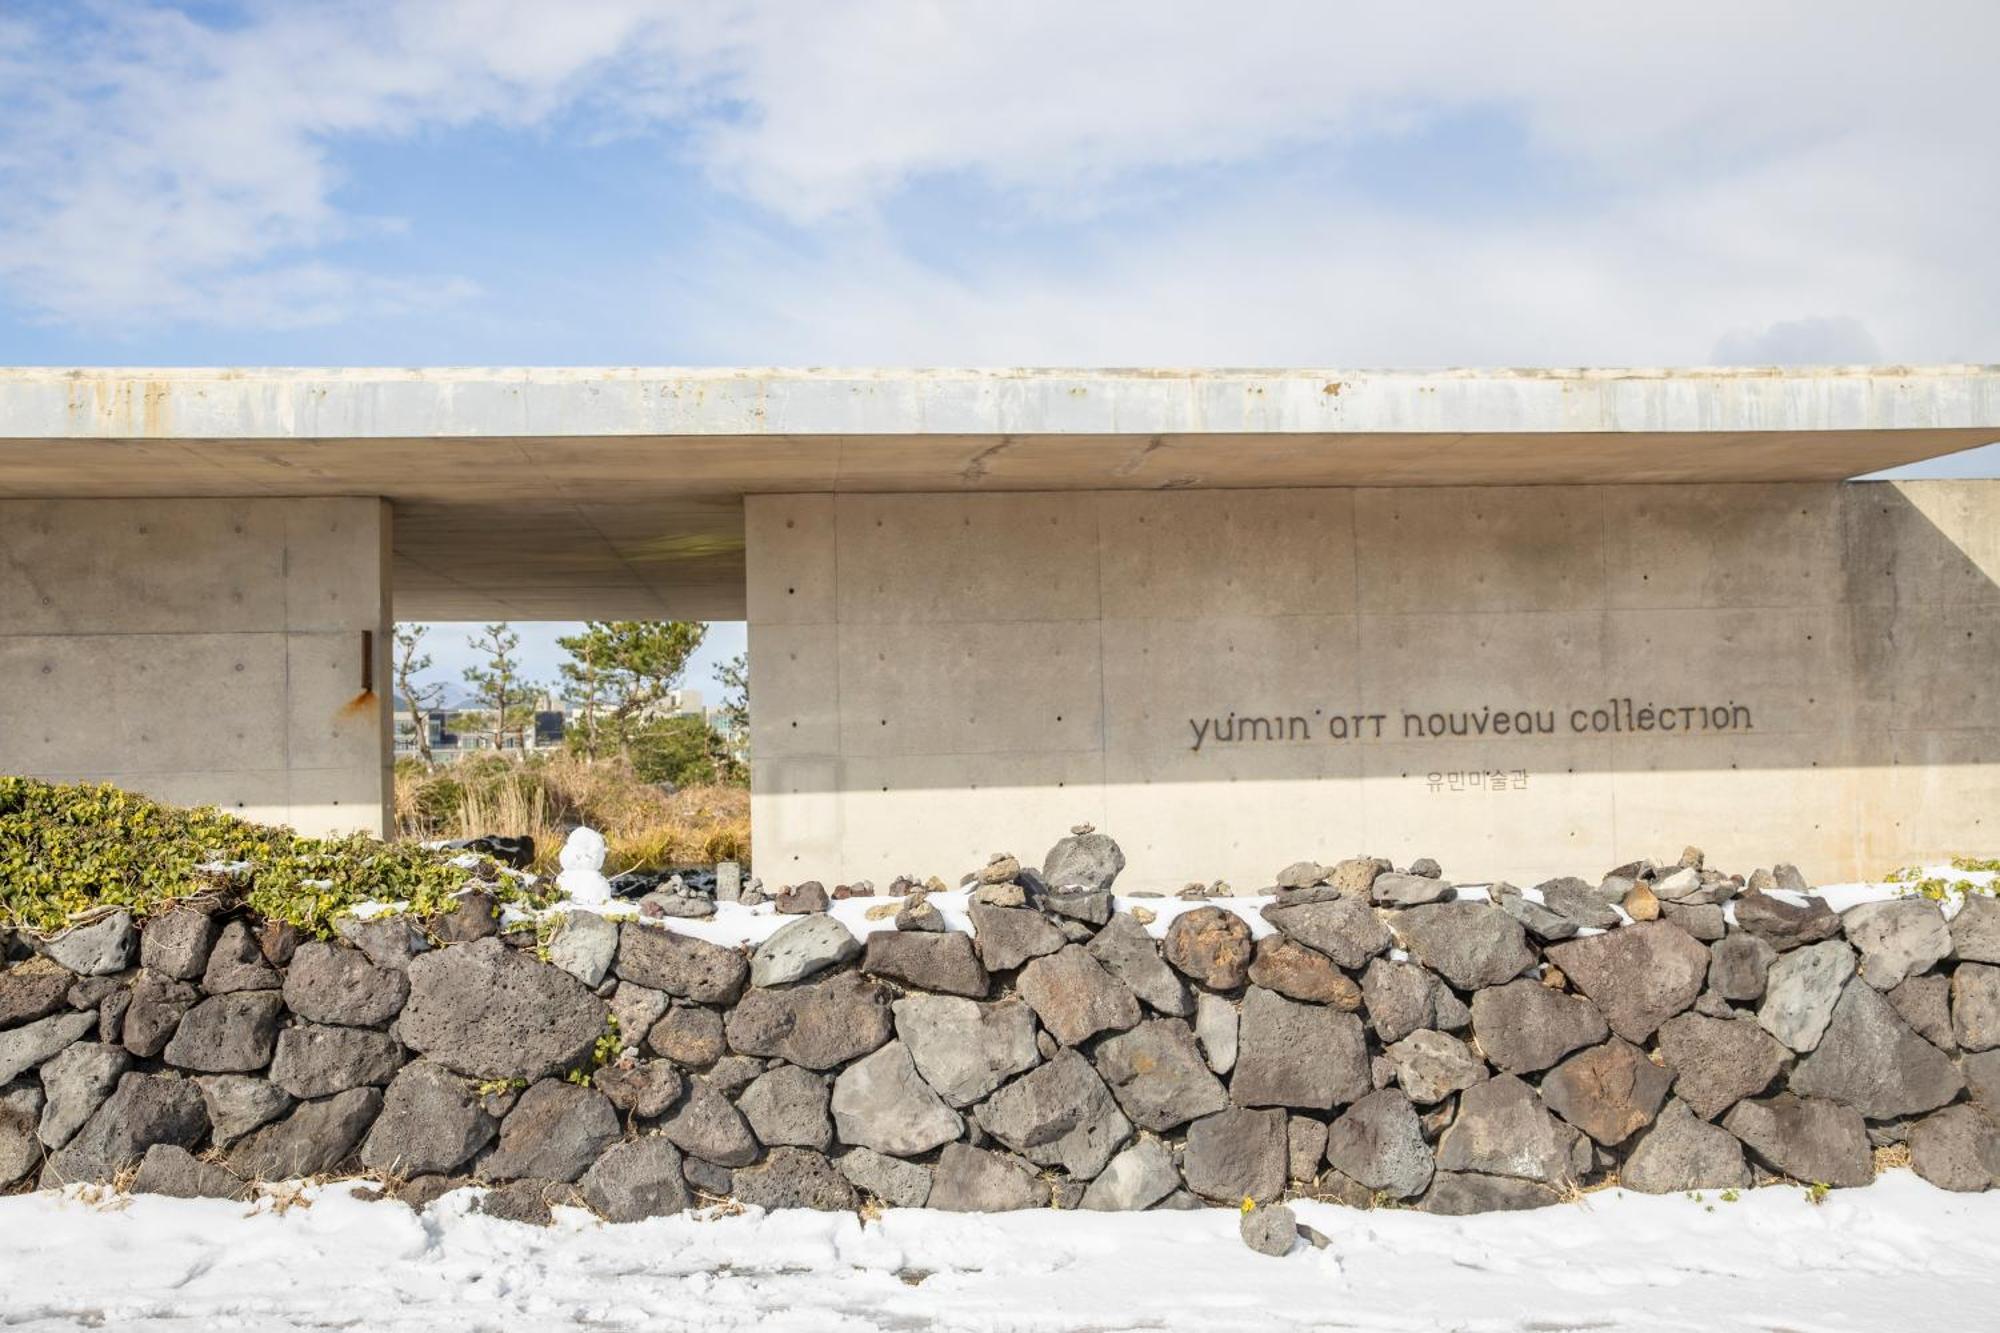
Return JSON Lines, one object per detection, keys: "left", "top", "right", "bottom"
{"left": 1, "top": 367, "right": 1996, "bottom": 889}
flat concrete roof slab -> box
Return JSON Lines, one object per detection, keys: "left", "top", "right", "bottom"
{"left": 3, "top": 367, "right": 1996, "bottom": 620}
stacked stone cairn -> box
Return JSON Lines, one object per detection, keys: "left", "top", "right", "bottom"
{"left": 5, "top": 834, "right": 2000, "bottom": 1232}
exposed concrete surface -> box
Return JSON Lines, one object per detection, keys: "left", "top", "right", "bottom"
{"left": 749, "top": 480, "right": 1999, "bottom": 891}
{"left": 0, "top": 498, "right": 392, "bottom": 836}
{"left": 2, "top": 368, "right": 1998, "bottom": 622}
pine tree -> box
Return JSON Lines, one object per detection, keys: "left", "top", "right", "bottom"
{"left": 392, "top": 623, "right": 446, "bottom": 761}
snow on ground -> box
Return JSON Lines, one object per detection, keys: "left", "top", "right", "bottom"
{"left": 525, "top": 863, "right": 1997, "bottom": 952}
{"left": 3, "top": 1171, "right": 1998, "bottom": 1332}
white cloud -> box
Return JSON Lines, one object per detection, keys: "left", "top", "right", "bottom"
{"left": 0, "top": 0, "right": 1996, "bottom": 373}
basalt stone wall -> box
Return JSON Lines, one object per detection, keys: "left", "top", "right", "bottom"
{"left": 6, "top": 841, "right": 2000, "bottom": 1221}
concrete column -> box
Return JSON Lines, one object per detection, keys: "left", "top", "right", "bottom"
{"left": 0, "top": 497, "right": 393, "bottom": 836}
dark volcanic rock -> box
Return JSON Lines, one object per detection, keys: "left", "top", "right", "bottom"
{"left": 1655, "top": 1013, "right": 1790, "bottom": 1120}
{"left": 1090, "top": 1017, "right": 1230, "bottom": 1131}
{"left": 862, "top": 930, "right": 990, "bottom": 998}
{"left": 44, "top": 1072, "right": 208, "bottom": 1184}
{"left": 1016, "top": 945, "right": 1141, "bottom": 1046}
{"left": 1468, "top": 979, "right": 1608, "bottom": 1075}
{"left": 968, "top": 903, "right": 1068, "bottom": 973}
{"left": 163, "top": 991, "right": 285, "bottom": 1073}
{"left": 1260, "top": 896, "right": 1392, "bottom": 971}
{"left": 1181, "top": 1106, "right": 1288, "bottom": 1203}
{"left": 361, "top": 1060, "right": 497, "bottom": 1177}
{"left": 579, "top": 1137, "right": 690, "bottom": 1221}
{"left": 1230, "top": 986, "right": 1370, "bottom": 1111}
{"left": 732, "top": 1147, "right": 858, "bottom": 1211}
{"left": 1788, "top": 979, "right": 1963, "bottom": 1120}
{"left": 1387, "top": 902, "right": 1534, "bottom": 992}
{"left": 399, "top": 938, "right": 607, "bottom": 1082}
{"left": 479, "top": 1079, "right": 620, "bottom": 1182}
{"left": 283, "top": 942, "right": 406, "bottom": 1028}
{"left": 1546, "top": 922, "right": 1709, "bottom": 1042}
{"left": 227, "top": 1087, "right": 381, "bottom": 1181}
{"left": 724, "top": 970, "right": 893, "bottom": 1070}
{"left": 1538, "top": 1038, "right": 1673, "bottom": 1146}
{"left": 614, "top": 924, "right": 748, "bottom": 1004}
{"left": 1722, "top": 1092, "right": 1872, "bottom": 1187}
{"left": 1323, "top": 1088, "right": 1433, "bottom": 1199}
{"left": 1733, "top": 891, "right": 1841, "bottom": 951}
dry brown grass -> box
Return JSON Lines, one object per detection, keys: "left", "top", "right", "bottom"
{"left": 395, "top": 752, "right": 749, "bottom": 874}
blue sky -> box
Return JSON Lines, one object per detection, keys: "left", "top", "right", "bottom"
{"left": 3, "top": 1, "right": 1997, "bottom": 693}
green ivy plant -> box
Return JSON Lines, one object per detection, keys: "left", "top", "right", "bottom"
{"left": 0, "top": 777, "right": 551, "bottom": 937}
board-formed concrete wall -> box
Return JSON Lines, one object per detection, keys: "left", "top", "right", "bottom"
{"left": 0, "top": 498, "right": 392, "bottom": 836}
{"left": 748, "top": 480, "right": 1999, "bottom": 891}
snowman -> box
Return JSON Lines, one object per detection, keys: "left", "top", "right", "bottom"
{"left": 556, "top": 825, "right": 612, "bottom": 906}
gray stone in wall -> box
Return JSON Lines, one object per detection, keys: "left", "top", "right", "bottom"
{"left": 1434, "top": 1074, "right": 1573, "bottom": 1187}
{"left": 1086, "top": 913, "right": 1192, "bottom": 1017}
{"left": 1287, "top": 1115, "right": 1328, "bottom": 1182}
{"left": 732, "top": 1147, "right": 858, "bottom": 1211}
{"left": 614, "top": 923, "right": 748, "bottom": 1005}
{"left": 122, "top": 973, "right": 198, "bottom": 1058}
{"left": 1654, "top": 1013, "right": 1790, "bottom": 1120}
{"left": 1089, "top": 1018, "right": 1229, "bottom": 1131}
{"left": 0, "top": 1009, "right": 96, "bottom": 1084}
{"left": 1733, "top": 891, "right": 1841, "bottom": 951}
{"left": 725, "top": 971, "right": 893, "bottom": 1070}
{"left": 592, "top": 1059, "right": 684, "bottom": 1119}
{"left": 0, "top": 957, "right": 72, "bottom": 1028}
{"left": 1360, "top": 958, "right": 1435, "bottom": 1044}
{"left": 1722, "top": 1092, "right": 1872, "bottom": 1187}
{"left": 1383, "top": 1029, "right": 1486, "bottom": 1106}
{"left": 227, "top": 1087, "right": 381, "bottom": 1181}
{"left": 1843, "top": 899, "right": 1951, "bottom": 990}
{"left": 545, "top": 910, "right": 620, "bottom": 989}
{"left": 1953, "top": 963, "right": 2000, "bottom": 1051}
{"left": 0, "top": 1081, "right": 43, "bottom": 1186}
{"left": 1908, "top": 1104, "right": 2000, "bottom": 1193}
{"left": 1323, "top": 1088, "right": 1433, "bottom": 1199}
{"left": 43, "top": 1072, "right": 207, "bottom": 1184}
{"left": 1042, "top": 829, "right": 1124, "bottom": 893}
{"left": 1371, "top": 873, "right": 1454, "bottom": 908}
{"left": 1180, "top": 1106, "right": 1287, "bottom": 1203}
{"left": 1082, "top": 1137, "right": 1181, "bottom": 1211}
{"left": 658, "top": 1078, "right": 761, "bottom": 1167}
{"left": 647, "top": 1004, "right": 726, "bottom": 1067}
{"left": 1417, "top": 1172, "right": 1563, "bottom": 1215}
{"left": 967, "top": 904, "right": 1066, "bottom": 973}
{"left": 1545, "top": 921, "right": 1708, "bottom": 1043}
{"left": 1468, "top": 979, "right": 1608, "bottom": 1075}
{"left": 334, "top": 916, "right": 428, "bottom": 973}
{"left": 196, "top": 1075, "right": 294, "bottom": 1148}
{"left": 1617, "top": 1100, "right": 1751, "bottom": 1193}
{"left": 1757, "top": 940, "right": 1857, "bottom": 1053}
{"left": 893, "top": 994, "right": 1040, "bottom": 1107}
{"left": 1016, "top": 945, "right": 1140, "bottom": 1047}
{"left": 283, "top": 942, "right": 407, "bottom": 1028}
{"left": 974, "top": 1048, "right": 1130, "bottom": 1179}
{"left": 836, "top": 1146, "right": 932, "bottom": 1207}
{"left": 1537, "top": 1038, "right": 1672, "bottom": 1147}
{"left": 1887, "top": 973, "right": 1956, "bottom": 1050}
{"left": 1493, "top": 888, "right": 1581, "bottom": 943}
{"left": 1789, "top": 979, "right": 1962, "bottom": 1119}
{"left": 131, "top": 1143, "right": 245, "bottom": 1200}
{"left": 579, "top": 1137, "right": 690, "bottom": 1221}
{"left": 608, "top": 982, "right": 671, "bottom": 1043}
{"left": 1951, "top": 895, "right": 2000, "bottom": 964}
{"left": 38, "top": 911, "right": 135, "bottom": 976}
{"left": 269, "top": 1024, "right": 405, "bottom": 1099}
{"left": 1661, "top": 902, "right": 1726, "bottom": 942}
{"left": 737, "top": 1064, "right": 833, "bottom": 1151}
{"left": 1230, "top": 986, "right": 1370, "bottom": 1111}
{"left": 479, "top": 1079, "right": 621, "bottom": 1182}
{"left": 1708, "top": 932, "right": 1776, "bottom": 1003}
{"left": 1193, "top": 992, "right": 1237, "bottom": 1074}
{"left": 929, "top": 1142, "right": 1045, "bottom": 1211}
{"left": 398, "top": 937, "right": 606, "bottom": 1082}
{"left": 1387, "top": 902, "right": 1534, "bottom": 992}
{"left": 831, "top": 1041, "right": 963, "bottom": 1158}
{"left": 749, "top": 915, "right": 860, "bottom": 988}
{"left": 36, "top": 1041, "right": 131, "bottom": 1149}
{"left": 1538, "top": 879, "right": 1621, "bottom": 931}
{"left": 862, "top": 930, "right": 990, "bottom": 998}
{"left": 1259, "top": 897, "right": 1391, "bottom": 971}
{"left": 139, "top": 909, "right": 217, "bottom": 981}
{"left": 203, "top": 920, "right": 283, "bottom": 994}
{"left": 361, "top": 1060, "right": 497, "bottom": 1177}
